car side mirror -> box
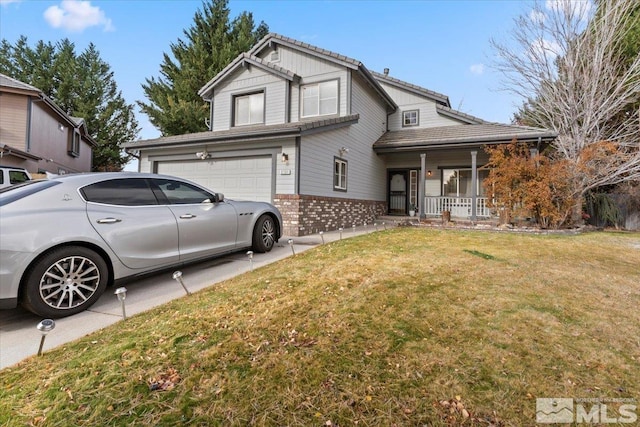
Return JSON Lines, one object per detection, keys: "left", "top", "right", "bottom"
{"left": 216, "top": 193, "right": 225, "bottom": 203}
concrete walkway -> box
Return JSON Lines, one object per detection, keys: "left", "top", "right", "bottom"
{"left": 0, "top": 222, "right": 396, "bottom": 369}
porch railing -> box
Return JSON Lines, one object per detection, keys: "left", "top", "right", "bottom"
{"left": 424, "top": 196, "right": 492, "bottom": 218}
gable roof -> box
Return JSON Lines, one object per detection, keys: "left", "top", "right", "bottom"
{"left": 0, "top": 73, "right": 97, "bottom": 147}
{"left": 373, "top": 123, "right": 557, "bottom": 152}
{"left": 198, "top": 53, "right": 300, "bottom": 98}
{"left": 199, "top": 33, "right": 397, "bottom": 113}
{"left": 371, "top": 71, "right": 451, "bottom": 107}
{"left": 123, "top": 115, "right": 360, "bottom": 150}
{"left": 435, "top": 104, "right": 486, "bottom": 125}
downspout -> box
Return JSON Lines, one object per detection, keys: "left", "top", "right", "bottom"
{"left": 471, "top": 151, "right": 478, "bottom": 222}
{"left": 295, "top": 136, "right": 301, "bottom": 195}
{"left": 419, "top": 153, "right": 426, "bottom": 219}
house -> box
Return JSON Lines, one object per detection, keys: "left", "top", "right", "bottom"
{"left": 124, "top": 33, "right": 555, "bottom": 236}
{"left": 0, "top": 73, "right": 96, "bottom": 175}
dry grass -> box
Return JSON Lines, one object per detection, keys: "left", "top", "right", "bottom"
{"left": 1, "top": 228, "right": 639, "bottom": 426}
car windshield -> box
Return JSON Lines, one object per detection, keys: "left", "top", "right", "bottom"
{"left": 0, "top": 180, "right": 60, "bottom": 206}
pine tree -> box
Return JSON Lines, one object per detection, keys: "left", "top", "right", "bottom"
{"left": 0, "top": 37, "right": 139, "bottom": 171}
{"left": 139, "top": 0, "right": 268, "bottom": 136}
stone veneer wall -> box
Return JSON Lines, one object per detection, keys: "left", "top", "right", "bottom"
{"left": 274, "top": 194, "right": 387, "bottom": 236}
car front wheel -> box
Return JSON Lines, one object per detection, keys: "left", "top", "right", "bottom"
{"left": 252, "top": 215, "right": 276, "bottom": 253}
{"left": 22, "top": 246, "right": 109, "bottom": 318}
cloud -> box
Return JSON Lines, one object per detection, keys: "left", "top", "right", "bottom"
{"left": 470, "top": 64, "right": 485, "bottom": 75}
{"left": 44, "top": 0, "right": 114, "bottom": 32}
{"left": 545, "top": 0, "right": 592, "bottom": 21}
{"left": 529, "top": 37, "right": 562, "bottom": 64}
{"left": 529, "top": 9, "right": 546, "bottom": 24}
{"left": 0, "top": 0, "right": 22, "bottom": 6}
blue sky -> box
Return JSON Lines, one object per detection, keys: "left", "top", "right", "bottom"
{"left": 1, "top": 0, "right": 535, "bottom": 148}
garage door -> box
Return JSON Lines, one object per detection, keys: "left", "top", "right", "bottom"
{"left": 156, "top": 156, "right": 273, "bottom": 202}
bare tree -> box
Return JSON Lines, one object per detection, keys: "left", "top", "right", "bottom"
{"left": 491, "top": 0, "right": 640, "bottom": 214}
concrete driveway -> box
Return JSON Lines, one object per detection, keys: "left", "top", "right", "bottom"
{"left": 0, "top": 224, "right": 393, "bottom": 369}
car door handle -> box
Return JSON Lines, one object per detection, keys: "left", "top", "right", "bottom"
{"left": 179, "top": 214, "right": 196, "bottom": 219}
{"left": 96, "top": 218, "right": 122, "bottom": 224}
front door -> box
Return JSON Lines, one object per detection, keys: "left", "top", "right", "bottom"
{"left": 388, "top": 171, "right": 408, "bottom": 215}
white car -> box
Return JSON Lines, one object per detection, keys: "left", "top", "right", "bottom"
{"left": 0, "top": 165, "right": 32, "bottom": 189}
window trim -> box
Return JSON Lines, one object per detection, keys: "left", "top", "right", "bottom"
{"left": 402, "top": 109, "right": 419, "bottom": 127}
{"left": 301, "top": 79, "right": 339, "bottom": 119}
{"left": 232, "top": 90, "right": 265, "bottom": 127}
{"left": 68, "top": 129, "right": 80, "bottom": 157}
{"left": 333, "top": 156, "right": 348, "bottom": 192}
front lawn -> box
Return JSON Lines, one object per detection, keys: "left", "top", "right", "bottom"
{"left": 1, "top": 228, "right": 638, "bottom": 426}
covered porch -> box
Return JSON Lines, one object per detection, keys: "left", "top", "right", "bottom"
{"left": 374, "top": 123, "right": 557, "bottom": 221}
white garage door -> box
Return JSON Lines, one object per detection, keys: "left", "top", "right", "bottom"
{"left": 156, "top": 156, "right": 273, "bottom": 202}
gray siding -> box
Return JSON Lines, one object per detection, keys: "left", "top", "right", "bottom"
{"left": 212, "top": 67, "right": 287, "bottom": 131}
{"left": 299, "top": 71, "right": 387, "bottom": 201}
{"left": 379, "top": 82, "right": 464, "bottom": 130}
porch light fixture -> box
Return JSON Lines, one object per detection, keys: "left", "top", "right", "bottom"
{"left": 427, "top": 170, "right": 432, "bottom": 177}
{"left": 281, "top": 153, "right": 289, "bottom": 164}
{"left": 339, "top": 146, "right": 349, "bottom": 156}
{"left": 115, "top": 287, "right": 128, "bottom": 320}
{"left": 36, "top": 319, "right": 55, "bottom": 356}
{"left": 172, "top": 270, "right": 191, "bottom": 295}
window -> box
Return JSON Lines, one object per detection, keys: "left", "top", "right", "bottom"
{"left": 153, "top": 179, "right": 214, "bottom": 204}
{"left": 234, "top": 92, "right": 264, "bottom": 126}
{"left": 441, "top": 168, "right": 489, "bottom": 197}
{"left": 68, "top": 130, "right": 80, "bottom": 157}
{"left": 81, "top": 179, "right": 159, "bottom": 206}
{"left": 302, "top": 80, "right": 338, "bottom": 118}
{"left": 9, "top": 170, "right": 30, "bottom": 185}
{"left": 334, "top": 157, "right": 347, "bottom": 191}
{"left": 403, "top": 110, "right": 419, "bottom": 127}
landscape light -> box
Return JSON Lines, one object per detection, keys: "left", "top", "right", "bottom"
{"left": 172, "top": 271, "right": 191, "bottom": 296}
{"left": 247, "top": 251, "right": 254, "bottom": 270}
{"left": 339, "top": 227, "right": 343, "bottom": 240}
{"left": 352, "top": 224, "right": 356, "bottom": 234}
{"left": 288, "top": 239, "right": 295, "bottom": 256}
{"left": 319, "top": 231, "right": 325, "bottom": 244}
{"left": 36, "top": 319, "right": 55, "bottom": 356}
{"left": 114, "top": 287, "right": 128, "bottom": 320}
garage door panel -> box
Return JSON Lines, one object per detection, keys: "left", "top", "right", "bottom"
{"left": 157, "top": 156, "right": 273, "bottom": 202}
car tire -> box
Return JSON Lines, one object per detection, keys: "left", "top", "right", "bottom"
{"left": 252, "top": 215, "right": 276, "bottom": 253}
{"left": 22, "top": 246, "right": 109, "bottom": 318}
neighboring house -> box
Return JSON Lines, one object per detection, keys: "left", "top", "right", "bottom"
{"left": 124, "top": 33, "right": 556, "bottom": 236}
{"left": 0, "top": 73, "right": 97, "bottom": 175}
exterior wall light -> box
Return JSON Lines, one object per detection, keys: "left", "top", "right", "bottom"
{"left": 281, "top": 153, "right": 289, "bottom": 164}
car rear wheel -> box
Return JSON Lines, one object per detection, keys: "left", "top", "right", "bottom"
{"left": 252, "top": 215, "right": 276, "bottom": 253}
{"left": 22, "top": 246, "right": 108, "bottom": 318}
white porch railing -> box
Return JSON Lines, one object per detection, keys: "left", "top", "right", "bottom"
{"left": 424, "top": 196, "right": 492, "bottom": 218}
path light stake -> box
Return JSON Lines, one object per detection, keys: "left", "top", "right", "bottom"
{"left": 172, "top": 271, "right": 191, "bottom": 296}
{"left": 114, "top": 287, "right": 128, "bottom": 320}
{"left": 383, "top": 221, "right": 387, "bottom": 230}
{"left": 352, "top": 224, "right": 356, "bottom": 234}
{"left": 339, "top": 227, "right": 343, "bottom": 240}
{"left": 319, "top": 231, "right": 325, "bottom": 244}
{"left": 247, "top": 251, "right": 254, "bottom": 271}
{"left": 288, "top": 239, "right": 296, "bottom": 256}
{"left": 374, "top": 222, "right": 378, "bottom": 231}
{"left": 36, "top": 319, "right": 55, "bottom": 356}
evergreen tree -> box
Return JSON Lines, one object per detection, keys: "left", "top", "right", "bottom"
{"left": 139, "top": 0, "right": 268, "bottom": 136}
{"left": 0, "top": 37, "right": 139, "bottom": 171}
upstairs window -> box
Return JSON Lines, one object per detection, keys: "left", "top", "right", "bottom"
{"left": 403, "top": 110, "right": 419, "bottom": 127}
{"left": 68, "top": 130, "right": 80, "bottom": 157}
{"left": 334, "top": 157, "right": 347, "bottom": 191}
{"left": 234, "top": 91, "right": 264, "bottom": 126}
{"left": 302, "top": 80, "right": 338, "bottom": 118}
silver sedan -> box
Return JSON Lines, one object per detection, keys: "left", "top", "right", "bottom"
{"left": 0, "top": 172, "right": 282, "bottom": 317}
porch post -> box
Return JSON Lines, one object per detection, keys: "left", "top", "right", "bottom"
{"left": 419, "top": 153, "right": 426, "bottom": 219}
{"left": 471, "top": 150, "right": 477, "bottom": 221}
